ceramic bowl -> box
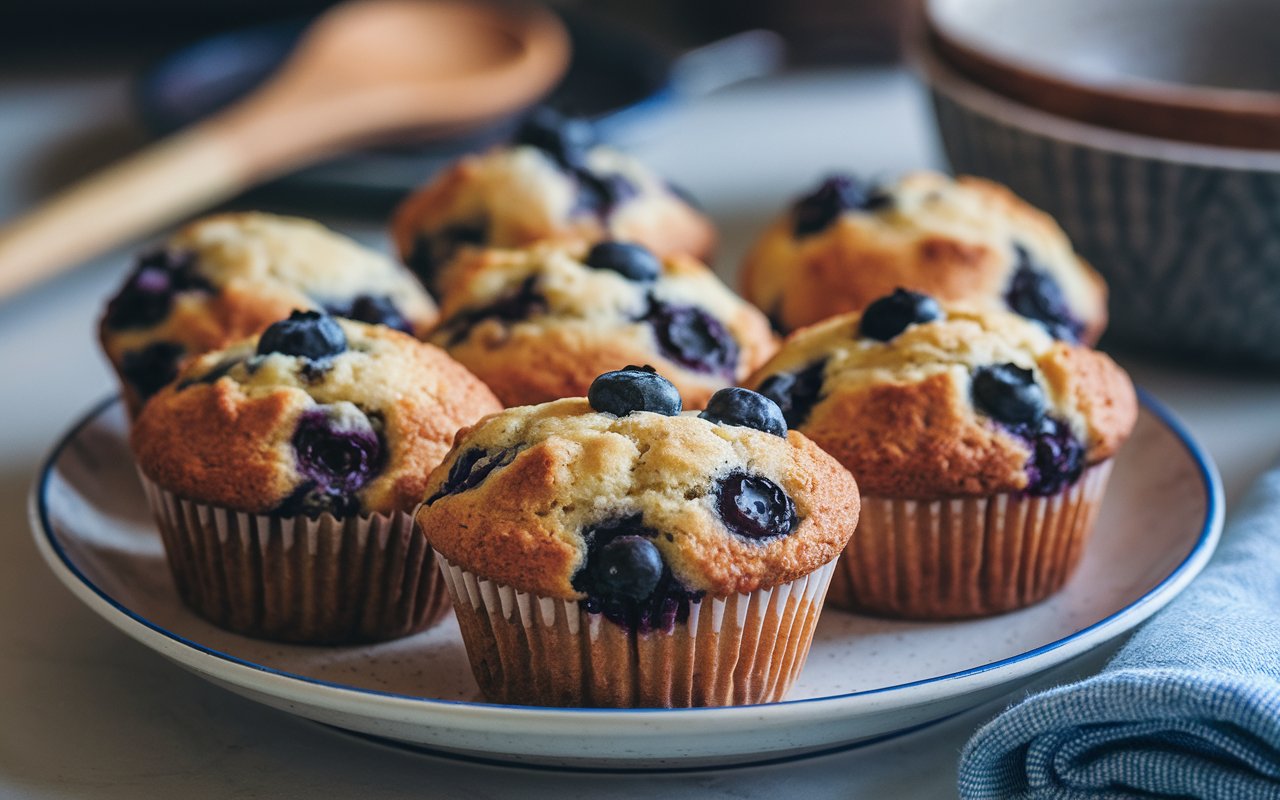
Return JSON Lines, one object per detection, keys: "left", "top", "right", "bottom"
{"left": 924, "top": 0, "right": 1280, "bottom": 149}
{"left": 916, "top": 42, "right": 1280, "bottom": 365}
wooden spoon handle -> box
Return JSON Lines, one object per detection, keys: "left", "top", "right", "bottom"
{"left": 0, "top": 124, "right": 249, "bottom": 299}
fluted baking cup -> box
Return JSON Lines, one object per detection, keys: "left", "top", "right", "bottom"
{"left": 139, "top": 473, "right": 449, "bottom": 643}
{"left": 829, "top": 461, "right": 1113, "bottom": 619}
{"left": 437, "top": 554, "right": 837, "bottom": 708}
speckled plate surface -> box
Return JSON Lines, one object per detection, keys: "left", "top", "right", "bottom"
{"left": 31, "top": 394, "right": 1221, "bottom": 769}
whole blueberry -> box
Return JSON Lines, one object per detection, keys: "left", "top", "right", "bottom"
{"left": 699, "top": 388, "right": 787, "bottom": 437}
{"left": 972, "top": 363, "right": 1046, "bottom": 425}
{"left": 859, "top": 288, "right": 943, "bottom": 341}
{"left": 120, "top": 341, "right": 185, "bottom": 399}
{"left": 588, "top": 365, "right": 682, "bottom": 417}
{"left": 757, "top": 360, "right": 827, "bottom": 429}
{"left": 645, "top": 299, "right": 739, "bottom": 377}
{"left": 1005, "top": 246, "right": 1085, "bottom": 342}
{"left": 570, "top": 516, "right": 701, "bottom": 632}
{"left": 257, "top": 310, "right": 347, "bottom": 360}
{"left": 716, "top": 472, "right": 799, "bottom": 540}
{"left": 584, "top": 242, "right": 661, "bottom": 282}
{"left": 586, "top": 535, "right": 664, "bottom": 602}
{"left": 514, "top": 107, "right": 597, "bottom": 169}
{"left": 425, "top": 447, "right": 517, "bottom": 504}
{"left": 792, "top": 174, "right": 892, "bottom": 237}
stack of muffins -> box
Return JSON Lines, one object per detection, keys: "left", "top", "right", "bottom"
{"left": 102, "top": 109, "right": 1136, "bottom": 709}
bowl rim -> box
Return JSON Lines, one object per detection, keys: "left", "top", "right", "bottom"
{"left": 926, "top": 0, "right": 1280, "bottom": 114}
{"left": 912, "top": 36, "right": 1280, "bottom": 174}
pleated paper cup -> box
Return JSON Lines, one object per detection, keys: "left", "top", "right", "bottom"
{"left": 139, "top": 473, "right": 450, "bottom": 644}
{"left": 828, "top": 461, "right": 1113, "bottom": 619}
{"left": 436, "top": 553, "right": 837, "bottom": 708}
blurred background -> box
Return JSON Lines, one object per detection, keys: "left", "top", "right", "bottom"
{"left": 2, "top": 0, "right": 918, "bottom": 63}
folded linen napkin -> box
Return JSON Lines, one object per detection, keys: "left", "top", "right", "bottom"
{"left": 958, "top": 464, "right": 1280, "bottom": 800}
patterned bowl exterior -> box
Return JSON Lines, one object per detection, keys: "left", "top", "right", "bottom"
{"left": 925, "top": 63, "right": 1280, "bottom": 364}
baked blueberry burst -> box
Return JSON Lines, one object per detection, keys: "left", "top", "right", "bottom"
{"left": 643, "top": 298, "right": 739, "bottom": 378}
{"left": 971, "top": 363, "right": 1085, "bottom": 495}
{"left": 104, "top": 248, "right": 209, "bottom": 331}
{"left": 756, "top": 360, "right": 828, "bottom": 429}
{"left": 425, "top": 446, "right": 518, "bottom": 504}
{"left": 120, "top": 341, "right": 186, "bottom": 400}
{"left": 324, "top": 294, "right": 413, "bottom": 335}
{"left": 406, "top": 222, "right": 488, "bottom": 294}
{"left": 514, "top": 108, "right": 637, "bottom": 222}
{"left": 277, "top": 404, "right": 386, "bottom": 518}
{"left": 438, "top": 276, "right": 546, "bottom": 346}
{"left": 792, "top": 174, "right": 892, "bottom": 238}
{"left": 572, "top": 516, "right": 702, "bottom": 634}
{"left": 1005, "top": 245, "right": 1085, "bottom": 343}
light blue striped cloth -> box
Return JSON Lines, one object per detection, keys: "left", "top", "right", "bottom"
{"left": 958, "top": 465, "right": 1280, "bottom": 799}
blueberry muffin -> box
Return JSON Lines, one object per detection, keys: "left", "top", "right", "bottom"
{"left": 132, "top": 311, "right": 502, "bottom": 643}
{"left": 418, "top": 367, "right": 859, "bottom": 707}
{"left": 430, "top": 241, "right": 776, "bottom": 408}
{"left": 746, "top": 290, "right": 1136, "bottom": 618}
{"left": 740, "top": 171, "right": 1107, "bottom": 340}
{"left": 101, "top": 213, "right": 438, "bottom": 415}
{"left": 391, "top": 109, "right": 716, "bottom": 296}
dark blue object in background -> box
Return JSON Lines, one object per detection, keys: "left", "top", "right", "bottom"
{"left": 135, "top": 11, "right": 778, "bottom": 199}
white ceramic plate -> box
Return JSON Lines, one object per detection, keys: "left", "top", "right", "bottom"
{"left": 31, "top": 394, "right": 1221, "bottom": 769}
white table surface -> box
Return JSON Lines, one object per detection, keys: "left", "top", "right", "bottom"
{"left": 2, "top": 62, "right": 1278, "bottom": 800}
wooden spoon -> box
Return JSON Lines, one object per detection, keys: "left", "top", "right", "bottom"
{"left": 0, "top": 0, "right": 569, "bottom": 299}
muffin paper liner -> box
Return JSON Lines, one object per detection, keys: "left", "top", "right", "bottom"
{"left": 828, "top": 461, "right": 1113, "bottom": 619}
{"left": 436, "top": 554, "right": 838, "bottom": 708}
{"left": 139, "top": 473, "right": 449, "bottom": 644}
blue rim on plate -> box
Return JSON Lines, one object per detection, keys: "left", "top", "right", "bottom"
{"left": 319, "top": 710, "right": 969, "bottom": 774}
{"left": 29, "top": 391, "right": 1223, "bottom": 769}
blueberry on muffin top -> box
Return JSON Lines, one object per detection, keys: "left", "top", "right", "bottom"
{"left": 428, "top": 242, "right": 776, "bottom": 408}
{"left": 391, "top": 111, "right": 716, "bottom": 296}
{"left": 132, "top": 315, "right": 501, "bottom": 518}
{"left": 792, "top": 174, "right": 893, "bottom": 237}
{"left": 748, "top": 294, "right": 1136, "bottom": 499}
{"left": 100, "top": 213, "right": 438, "bottom": 407}
{"left": 417, "top": 373, "right": 858, "bottom": 620}
{"left": 740, "top": 171, "right": 1107, "bottom": 341}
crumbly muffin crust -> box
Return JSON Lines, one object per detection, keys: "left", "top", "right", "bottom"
{"left": 132, "top": 319, "right": 501, "bottom": 516}
{"left": 740, "top": 172, "right": 1107, "bottom": 339}
{"left": 430, "top": 243, "right": 777, "bottom": 408}
{"left": 391, "top": 144, "right": 716, "bottom": 295}
{"left": 100, "top": 213, "right": 438, "bottom": 410}
{"left": 745, "top": 306, "right": 1136, "bottom": 499}
{"left": 417, "top": 398, "right": 859, "bottom": 598}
